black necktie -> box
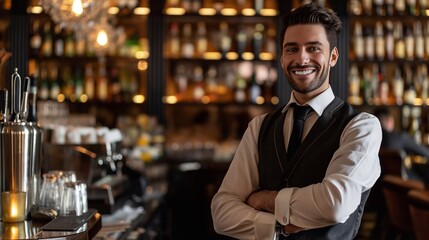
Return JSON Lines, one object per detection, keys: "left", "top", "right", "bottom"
{"left": 287, "top": 105, "right": 312, "bottom": 159}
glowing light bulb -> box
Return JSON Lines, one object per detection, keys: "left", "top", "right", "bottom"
{"left": 96, "top": 29, "right": 108, "bottom": 47}
{"left": 72, "top": 0, "right": 83, "bottom": 16}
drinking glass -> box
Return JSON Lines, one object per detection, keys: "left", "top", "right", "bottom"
{"left": 60, "top": 181, "right": 87, "bottom": 216}
{"left": 39, "top": 173, "right": 60, "bottom": 211}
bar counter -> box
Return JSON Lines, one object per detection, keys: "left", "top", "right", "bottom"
{"left": 0, "top": 210, "right": 101, "bottom": 240}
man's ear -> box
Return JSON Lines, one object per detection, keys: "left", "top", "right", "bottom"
{"left": 329, "top": 47, "right": 339, "bottom": 67}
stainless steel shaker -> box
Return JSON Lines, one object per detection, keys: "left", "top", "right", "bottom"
{"left": 1, "top": 69, "right": 37, "bottom": 219}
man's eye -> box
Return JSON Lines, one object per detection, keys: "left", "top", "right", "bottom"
{"left": 285, "top": 48, "right": 297, "bottom": 53}
{"left": 308, "top": 46, "right": 320, "bottom": 52}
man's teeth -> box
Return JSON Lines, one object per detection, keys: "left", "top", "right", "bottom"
{"left": 294, "top": 70, "right": 314, "bottom": 75}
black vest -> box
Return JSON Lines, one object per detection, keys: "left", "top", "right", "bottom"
{"left": 258, "top": 97, "right": 370, "bottom": 240}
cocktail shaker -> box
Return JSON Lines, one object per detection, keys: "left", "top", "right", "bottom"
{"left": 0, "top": 69, "right": 41, "bottom": 219}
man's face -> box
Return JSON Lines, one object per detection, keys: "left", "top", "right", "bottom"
{"left": 280, "top": 24, "right": 338, "bottom": 99}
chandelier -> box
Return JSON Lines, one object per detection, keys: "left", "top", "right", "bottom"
{"left": 40, "top": 0, "right": 108, "bottom": 33}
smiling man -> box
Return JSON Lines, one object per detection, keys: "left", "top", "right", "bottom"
{"left": 211, "top": 2, "right": 382, "bottom": 240}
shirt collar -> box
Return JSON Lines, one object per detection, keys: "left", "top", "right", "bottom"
{"left": 282, "top": 87, "right": 335, "bottom": 116}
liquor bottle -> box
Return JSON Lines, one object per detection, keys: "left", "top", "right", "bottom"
{"left": 236, "top": 25, "right": 248, "bottom": 58}
{"left": 394, "top": 22, "right": 406, "bottom": 60}
{"left": 61, "top": 66, "right": 73, "bottom": 100}
{"left": 110, "top": 67, "right": 121, "bottom": 102}
{"left": 27, "top": 75, "right": 38, "bottom": 123}
{"left": 420, "top": 64, "right": 429, "bottom": 104}
{"left": 348, "top": 64, "right": 361, "bottom": 105}
{"left": 41, "top": 21, "right": 52, "bottom": 57}
{"left": 29, "top": 20, "right": 42, "bottom": 56}
{"left": 234, "top": 74, "right": 247, "bottom": 103}
{"left": 74, "top": 66, "right": 84, "bottom": 101}
{"left": 175, "top": 64, "right": 188, "bottom": 96}
{"left": 97, "top": 58, "right": 108, "bottom": 101}
{"left": 404, "top": 24, "right": 415, "bottom": 60}
{"left": 253, "top": 23, "right": 264, "bottom": 60}
{"left": 169, "top": 22, "right": 180, "bottom": 57}
{"left": 362, "top": 0, "right": 372, "bottom": 15}
{"left": 349, "top": 0, "right": 362, "bottom": 15}
{"left": 195, "top": 22, "right": 208, "bottom": 58}
{"left": 84, "top": 64, "right": 95, "bottom": 101}
{"left": 49, "top": 65, "right": 61, "bottom": 101}
{"left": 362, "top": 66, "right": 372, "bottom": 104}
{"left": 181, "top": 23, "right": 194, "bottom": 58}
{"left": 38, "top": 66, "right": 49, "bottom": 100}
{"left": 375, "top": 21, "right": 385, "bottom": 60}
{"left": 254, "top": 0, "right": 263, "bottom": 14}
{"left": 407, "top": 0, "right": 417, "bottom": 15}
{"left": 64, "top": 30, "right": 75, "bottom": 57}
{"left": 393, "top": 65, "right": 404, "bottom": 105}
{"left": 385, "top": 0, "right": 394, "bottom": 15}
{"left": 75, "top": 36, "right": 86, "bottom": 57}
{"left": 396, "top": 0, "right": 406, "bottom": 15}
{"left": 419, "top": 0, "right": 427, "bottom": 16}
{"left": 249, "top": 72, "right": 261, "bottom": 104}
{"left": 378, "top": 64, "right": 389, "bottom": 105}
{"left": 205, "top": 65, "right": 218, "bottom": 100}
{"left": 53, "top": 24, "right": 64, "bottom": 57}
{"left": 219, "top": 22, "right": 232, "bottom": 58}
{"left": 370, "top": 64, "right": 379, "bottom": 104}
{"left": 363, "top": 25, "right": 374, "bottom": 60}
{"left": 403, "top": 64, "right": 417, "bottom": 105}
{"left": 415, "top": 21, "right": 425, "bottom": 60}
{"left": 425, "top": 21, "right": 429, "bottom": 59}
{"left": 373, "top": 0, "right": 384, "bottom": 16}
{"left": 385, "top": 21, "right": 395, "bottom": 60}
{"left": 353, "top": 22, "right": 365, "bottom": 60}
{"left": 192, "top": 65, "right": 205, "bottom": 101}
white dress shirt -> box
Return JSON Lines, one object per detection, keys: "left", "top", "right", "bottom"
{"left": 211, "top": 87, "right": 382, "bottom": 240}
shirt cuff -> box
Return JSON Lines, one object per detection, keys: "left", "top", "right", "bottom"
{"left": 254, "top": 211, "right": 276, "bottom": 240}
{"left": 275, "top": 187, "right": 295, "bottom": 225}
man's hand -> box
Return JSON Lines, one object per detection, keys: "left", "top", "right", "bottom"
{"left": 246, "top": 189, "right": 277, "bottom": 213}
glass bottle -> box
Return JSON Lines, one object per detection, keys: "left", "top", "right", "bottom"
{"left": 394, "top": 22, "right": 406, "bottom": 60}
{"left": 373, "top": 0, "right": 384, "bottom": 16}
{"left": 41, "top": 21, "right": 52, "bottom": 57}
{"left": 53, "top": 24, "right": 64, "bottom": 57}
{"left": 169, "top": 22, "right": 180, "bottom": 57}
{"left": 393, "top": 65, "right": 404, "bottom": 105}
{"left": 219, "top": 22, "right": 232, "bottom": 59}
{"left": 30, "top": 19, "right": 42, "bottom": 57}
{"left": 375, "top": 21, "right": 385, "bottom": 60}
{"left": 415, "top": 21, "right": 425, "bottom": 60}
{"left": 181, "top": 23, "right": 194, "bottom": 58}
{"left": 84, "top": 63, "right": 95, "bottom": 101}
{"left": 363, "top": 25, "right": 374, "bottom": 60}
{"left": 353, "top": 22, "right": 365, "bottom": 60}
{"left": 385, "top": 0, "right": 394, "bottom": 15}
{"left": 27, "top": 74, "right": 38, "bottom": 123}
{"left": 195, "top": 22, "right": 208, "bottom": 58}
{"left": 396, "top": 0, "right": 406, "bottom": 15}
{"left": 404, "top": 24, "right": 415, "bottom": 60}
{"left": 385, "top": 21, "right": 395, "bottom": 60}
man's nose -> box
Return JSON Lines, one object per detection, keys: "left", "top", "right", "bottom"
{"left": 297, "top": 50, "right": 310, "bottom": 65}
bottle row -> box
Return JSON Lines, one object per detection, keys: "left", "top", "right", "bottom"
{"left": 165, "top": 21, "right": 276, "bottom": 61}
{"left": 29, "top": 19, "right": 148, "bottom": 59}
{"left": 348, "top": 63, "right": 429, "bottom": 106}
{"left": 164, "top": 0, "right": 277, "bottom": 16}
{"left": 351, "top": 20, "right": 429, "bottom": 61}
{"left": 166, "top": 61, "right": 278, "bottom": 104}
{"left": 349, "top": 0, "right": 429, "bottom": 16}
{"left": 34, "top": 59, "right": 142, "bottom": 103}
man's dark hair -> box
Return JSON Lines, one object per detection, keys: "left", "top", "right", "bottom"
{"left": 280, "top": 1, "right": 342, "bottom": 51}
